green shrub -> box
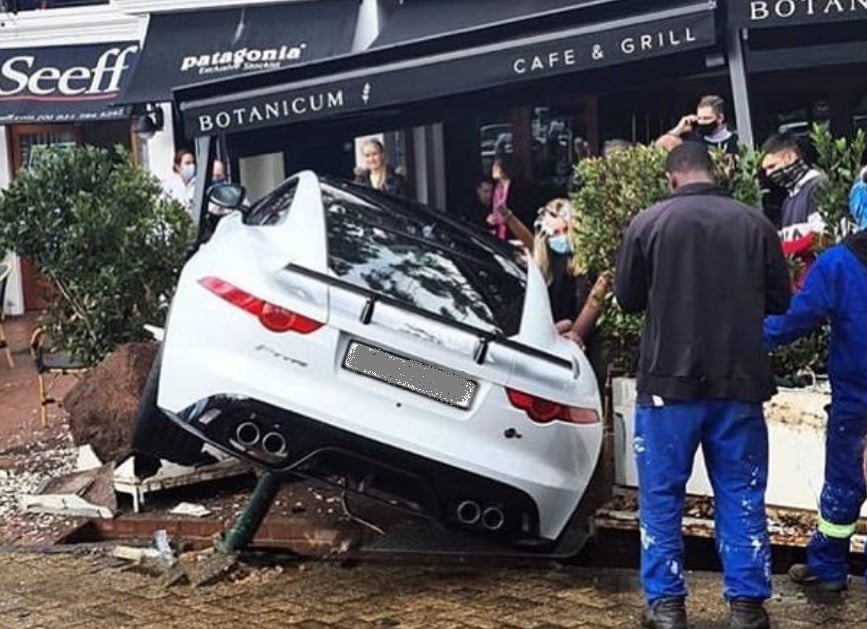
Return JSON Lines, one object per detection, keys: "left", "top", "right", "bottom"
{"left": 572, "top": 145, "right": 667, "bottom": 374}
{"left": 571, "top": 130, "right": 860, "bottom": 382}
{"left": 0, "top": 144, "right": 193, "bottom": 365}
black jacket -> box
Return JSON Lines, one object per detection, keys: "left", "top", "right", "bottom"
{"left": 354, "top": 166, "right": 409, "bottom": 198}
{"left": 614, "top": 183, "right": 791, "bottom": 403}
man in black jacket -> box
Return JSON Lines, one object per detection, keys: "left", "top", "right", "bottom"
{"left": 614, "top": 142, "right": 791, "bottom": 629}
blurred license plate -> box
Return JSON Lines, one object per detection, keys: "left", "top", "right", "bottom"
{"left": 344, "top": 342, "right": 476, "bottom": 409}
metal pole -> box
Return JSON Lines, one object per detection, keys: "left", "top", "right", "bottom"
{"left": 216, "top": 472, "right": 282, "bottom": 553}
{"left": 191, "top": 134, "right": 216, "bottom": 236}
{"left": 727, "top": 27, "right": 755, "bottom": 148}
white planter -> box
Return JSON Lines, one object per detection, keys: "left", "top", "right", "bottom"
{"left": 611, "top": 377, "right": 867, "bottom": 517}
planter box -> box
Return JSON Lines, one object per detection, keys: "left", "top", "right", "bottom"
{"left": 611, "top": 377, "right": 867, "bottom": 518}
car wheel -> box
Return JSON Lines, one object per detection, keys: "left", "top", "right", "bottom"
{"left": 131, "top": 344, "right": 209, "bottom": 474}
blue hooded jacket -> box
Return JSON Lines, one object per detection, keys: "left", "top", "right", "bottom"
{"left": 763, "top": 231, "right": 867, "bottom": 407}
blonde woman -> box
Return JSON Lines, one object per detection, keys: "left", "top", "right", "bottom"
{"left": 354, "top": 138, "right": 408, "bottom": 197}
{"left": 491, "top": 198, "right": 609, "bottom": 349}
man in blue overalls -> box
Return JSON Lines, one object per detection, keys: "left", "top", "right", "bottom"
{"left": 764, "top": 214, "right": 867, "bottom": 591}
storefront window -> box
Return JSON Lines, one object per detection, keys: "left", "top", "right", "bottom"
{"left": 530, "top": 107, "right": 575, "bottom": 196}
{"left": 853, "top": 94, "right": 867, "bottom": 133}
{"left": 479, "top": 120, "right": 513, "bottom": 177}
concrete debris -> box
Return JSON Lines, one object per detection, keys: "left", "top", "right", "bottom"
{"left": 75, "top": 445, "right": 103, "bottom": 472}
{"left": 114, "top": 455, "right": 252, "bottom": 513}
{"left": 170, "top": 502, "right": 212, "bottom": 518}
{"left": 19, "top": 463, "right": 117, "bottom": 519}
{"left": 112, "top": 545, "right": 162, "bottom": 562}
{"left": 0, "top": 433, "right": 77, "bottom": 523}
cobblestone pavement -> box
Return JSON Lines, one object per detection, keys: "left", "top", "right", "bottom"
{"left": 1, "top": 552, "right": 866, "bottom": 628}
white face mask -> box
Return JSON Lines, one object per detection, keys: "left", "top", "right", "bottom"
{"left": 548, "top": 234, "right": 572, "bottom": 255}
{"left": 181, "top": 163, "right": 196, "bottom": 182}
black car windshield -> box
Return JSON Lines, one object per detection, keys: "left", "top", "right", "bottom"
{"left": 320, "top": 178, "right": 527, "bottom": 337}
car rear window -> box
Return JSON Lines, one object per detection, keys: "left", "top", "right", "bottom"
{"left": 320, "top": 180, "right": 526, "bottom": 336}
{"left": 245, "top": 177, "right": 298, "bottom": 226}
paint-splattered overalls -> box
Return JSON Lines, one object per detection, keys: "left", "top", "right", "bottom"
{"left": 764, "top": 234, "right": 867, "bottom": 585}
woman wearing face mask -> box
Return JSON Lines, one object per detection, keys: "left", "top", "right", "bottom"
{"left": 354, "top": 139, "right": 408, "bottom": 197}
{"left": 162, "top": 149, "right": 197, "bottom": 218}
{"left": 493, "top": 199, "right": 610, "bottom": 382}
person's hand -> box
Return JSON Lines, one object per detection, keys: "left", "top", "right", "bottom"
{"left": 590, "top": 272, "right": 612, "bottom": 303}
{"left": 493, "top": 204, "right": 514, "bottom": 221}
{"left": 561, "top": 328, "right": 585, "bottom": 350}
{"left": 672, "top": 114, "right": 697, "bottom": 136}
{"left": 554, "top": 319, "right": 573, "bottom": 334}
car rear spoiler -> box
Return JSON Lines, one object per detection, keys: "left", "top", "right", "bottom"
{"left": 284, "top": 263, "right": 572, "bottom": 371}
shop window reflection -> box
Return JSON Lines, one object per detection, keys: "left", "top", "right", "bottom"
{"left": 479, "top": 121, "right": 513, "bottom": 177}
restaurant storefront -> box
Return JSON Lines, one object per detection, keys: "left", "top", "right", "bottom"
{"left": 174, "top": 0, "right": 726, "bottom": 220}
{"left": 0, "top": 5, "right": 147, "bottom": 313}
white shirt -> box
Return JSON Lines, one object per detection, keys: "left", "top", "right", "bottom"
{"left": 162, "top": 174, "right": 196, "bottom": 219}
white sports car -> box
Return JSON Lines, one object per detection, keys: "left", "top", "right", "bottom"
{"left": 133, "top": 171, "right": 602, "bottom": 547}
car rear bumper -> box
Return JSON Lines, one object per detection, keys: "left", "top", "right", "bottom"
{"left": 163, "top": 395, "right": 549, "bottom": 544}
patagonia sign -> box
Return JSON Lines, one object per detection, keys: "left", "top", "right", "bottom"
{"left": 0, "top": 43, "right": 138, "bottom": 123}
{"left": 730, "top": 0, "right": 867, "bottom": 27}
{"left": 180, "top": 44, "right": 308, "bottom": 76}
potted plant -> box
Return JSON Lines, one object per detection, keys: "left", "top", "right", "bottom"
{"left": 0, "top": 145, "right": 193, "bottom": 366}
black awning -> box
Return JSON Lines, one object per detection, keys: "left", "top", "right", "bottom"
{"left": 0, "top": 42, "right": 139, "bottom": 124}
{"left": 371, "top": 0, "right": 618, "bottom": 48}
{"left": 729, "top": 0, "right": 867, "bottom": 29}
{"left": 177, "top": 1, "right": 716, "bottom": 138}
{"left": 117, "top": 0, "right": 358, "bottom": 105}
{"left": 748, "top": 41, "right": 867, "bottom": 73}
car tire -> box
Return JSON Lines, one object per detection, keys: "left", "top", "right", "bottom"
{"left": 131, "top": 344, "right": 209, "bottom": 474}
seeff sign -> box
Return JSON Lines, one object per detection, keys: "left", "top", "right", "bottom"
{"left": 730, "top": 0, "right": 867, "bottom": 27}
{"left": 0, "top": 43, "right": 139, "bottom": 123}
{"left": 185, "top": 9, "right": 715, "bottom": 136}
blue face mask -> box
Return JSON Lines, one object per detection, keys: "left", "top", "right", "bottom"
{"left": 181, "top": 163, "right": 196, "bottom": 182}
{"left": 548, "top": 234, "right": 572, "bottom": 255}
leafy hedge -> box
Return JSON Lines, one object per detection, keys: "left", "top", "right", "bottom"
{"left": 0, "top": 145, "right": 193, "bottom": 365}
{"left": 571, "top": 125, "right": 865, "bottom": 381}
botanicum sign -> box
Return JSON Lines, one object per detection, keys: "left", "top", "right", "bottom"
{"left": 730, "top": 0, "right": 867, "bottom": 28}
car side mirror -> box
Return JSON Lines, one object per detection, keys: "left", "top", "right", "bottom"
{"left": 207, "top": 182, "right": 246, "bottom": 212}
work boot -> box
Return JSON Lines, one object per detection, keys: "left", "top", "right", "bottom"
{"left": 729, "top": 598, "right": 769, "bottom": 629}
{"left": 788, "top": 563, "right": 848, "bottom": 592}
{"left": 641, "top": 597, "right": 687, "bottom": 629}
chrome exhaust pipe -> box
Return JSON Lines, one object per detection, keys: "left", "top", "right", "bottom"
{"left": 235, "top": 421, "right": 261, "bottom": 447}
{"left": 261, "top": 431, "right": 287, "bottom": 457}
{"left": 456, "top": 500, "right": 481, "bottom": 525}
{"left": 482, "top": 506, "right": 505, "bottom": 531}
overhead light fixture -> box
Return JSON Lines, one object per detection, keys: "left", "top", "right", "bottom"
{"left": 133, "top": 104, "right": 165, "bottom": 141}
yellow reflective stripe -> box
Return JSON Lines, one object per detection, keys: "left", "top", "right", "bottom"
{"left": 817, "top": 515, "right": 857, "bottom": 539}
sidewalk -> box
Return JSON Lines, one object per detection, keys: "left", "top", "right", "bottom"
{"left": 0, "top": 552, "right": 866, "bottom": 628}
{"left": 0, "top": 312, "right": 75, "bottom": 449}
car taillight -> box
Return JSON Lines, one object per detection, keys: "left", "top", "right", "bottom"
{"left": 506, "top": 389, "right": 599, "bottom": 425}
{"left": 198, "top": 277, "right": 323, "bottom": 334}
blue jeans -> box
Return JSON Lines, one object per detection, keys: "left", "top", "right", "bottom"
{"left": 635, "top": 399, "right": 772, "bottom": 604}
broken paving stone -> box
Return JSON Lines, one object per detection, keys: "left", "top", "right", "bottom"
{"left": 112, "top": 546, "right": 163, "bottom": 562}
{"left": 169, "top": 502, "right": 212, "bottom": 518}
